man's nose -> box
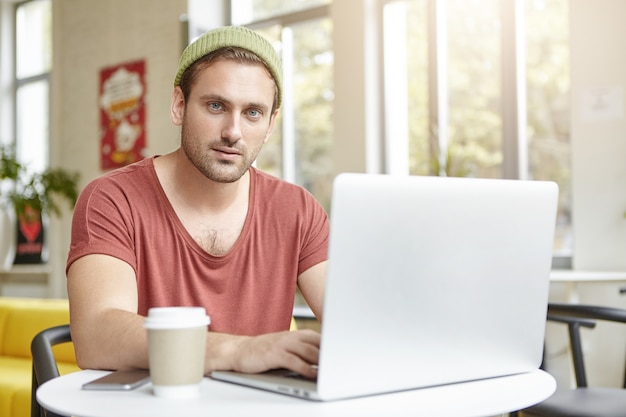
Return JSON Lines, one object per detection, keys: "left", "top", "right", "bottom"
{"left": 221, "top": 113, "right": 243, "bottom": 144}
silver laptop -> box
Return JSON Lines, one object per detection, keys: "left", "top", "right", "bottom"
{"left": 212, "top": 173, "right": 558, "bottom": 401}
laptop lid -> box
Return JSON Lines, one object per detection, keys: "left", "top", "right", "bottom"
{"left": 213, "top": 173, "right": 558, "bottom": 401}
{"left": 316, "top": 173, "right": 557, "bottom": 400}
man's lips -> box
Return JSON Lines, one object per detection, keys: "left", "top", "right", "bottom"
{"left": 213, "top": 147, "right": 242, "bottom": 158}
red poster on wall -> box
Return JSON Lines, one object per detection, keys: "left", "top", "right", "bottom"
{"left": 99, "top": 60, "right": 147, "bottom": 170}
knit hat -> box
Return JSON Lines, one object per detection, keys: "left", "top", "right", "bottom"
{"left": 174, "top": 26, "right": 283, "bottom": 108}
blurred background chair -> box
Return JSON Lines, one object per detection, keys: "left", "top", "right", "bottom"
{"left": 518, "top": 303, "right": 626, "bottom": 417}
{"left": 31, "top": 324, "right": 72, "bottom": 417}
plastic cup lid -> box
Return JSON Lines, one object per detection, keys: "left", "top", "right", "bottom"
{"left": 144, "top": 306, "right": 210, "bottom": 329}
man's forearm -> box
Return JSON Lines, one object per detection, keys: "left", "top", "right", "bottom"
{"left": 72, "top": 309, "right": 320, "bottom": 379}
{"left": 71, "top": 308, "right": 149, "bottom": 371}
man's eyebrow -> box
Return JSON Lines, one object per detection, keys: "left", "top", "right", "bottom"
{"left": 199, "top": 94, "right": 230, "bottom": 103}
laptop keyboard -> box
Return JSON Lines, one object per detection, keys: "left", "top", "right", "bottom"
{"left": 266, "top": 368, "right": 318, "bottom": 382}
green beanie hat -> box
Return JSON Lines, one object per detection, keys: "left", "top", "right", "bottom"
{"left": 174, "top": 26, "right": 283, "bottom": 108}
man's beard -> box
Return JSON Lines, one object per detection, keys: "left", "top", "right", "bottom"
{"left": 181, "top": 126, "right": 262, "bottom": 183}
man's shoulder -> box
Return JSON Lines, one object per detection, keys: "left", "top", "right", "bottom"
{"left": 252, "top": 167, "right": 309, "bottom": 195}
{"left": 251, "top": 168, "right": 327, "bottom": 221}
{"left": 89, "top": 157, "right": 155, "bottom": 185}
{"left": 81, "top": 157, "right": 157, "bottom": 200}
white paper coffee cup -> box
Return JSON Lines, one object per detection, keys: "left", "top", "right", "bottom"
{"left": 144, "top": 307, "right": 210, "bottom": 398}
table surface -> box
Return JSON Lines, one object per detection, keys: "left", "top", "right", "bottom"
{"left": 38, "top": 369, "right": 555, "bottom": 417}
{"left": 550, "top": 269, "right": 626, "bottom": 282}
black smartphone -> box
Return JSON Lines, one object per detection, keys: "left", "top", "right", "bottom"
{"left": 82, "top": 369, "right": 151, "bottom": 391}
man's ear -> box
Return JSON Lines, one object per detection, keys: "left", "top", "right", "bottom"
{"left": 170, "top": 86, "right": 185, "bottom": 126}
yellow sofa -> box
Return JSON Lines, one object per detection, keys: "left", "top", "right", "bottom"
{"left": 0, "top": 297, "right": 80, "bottom": 417}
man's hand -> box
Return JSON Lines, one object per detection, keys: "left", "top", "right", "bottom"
{"left": 210, "top": 329, "right": 321, "bottom": 379}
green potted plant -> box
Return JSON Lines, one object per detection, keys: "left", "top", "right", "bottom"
{"left": 0, "top": 145, "right": 80, "bottom": 266}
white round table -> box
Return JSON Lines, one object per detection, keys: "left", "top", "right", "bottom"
{"left": 38, "top": 369, "right": 556, "bottom": 417}
{"left": 550, "top": 269, "right": 626, "bottom": 302}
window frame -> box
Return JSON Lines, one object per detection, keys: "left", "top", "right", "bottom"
{"left": 13, "top": 0, "right": 52, "bottom": 171}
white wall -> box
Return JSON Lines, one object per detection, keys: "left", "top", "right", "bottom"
{"left": 570, "top": 1, "right": 626, "bottom": 271}
{"left": 44, "top": 0, "right": 187, "bottom": 297}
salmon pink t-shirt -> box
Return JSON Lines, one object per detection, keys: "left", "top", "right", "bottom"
{"left": 66, "top": 157, "right": 329, "bottom": 335}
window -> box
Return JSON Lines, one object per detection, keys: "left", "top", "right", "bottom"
{"left": 383, "top": 0, "right": 571, "bottom": 257}
{"left": 15, "top": 0, "right": 52, "bottom": 173}
{"left": 231, "top": 0, "right": 334, "bottom": 211}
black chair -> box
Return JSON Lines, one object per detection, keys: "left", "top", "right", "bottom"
{"left": 31, "top": 324, "right": 72, "bottom": 417}
{"left": 519, "top": 303, "right": 626, "bottom": 417}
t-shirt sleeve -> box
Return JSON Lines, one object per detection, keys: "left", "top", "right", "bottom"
{"left": 66, "top": 177, "right": 138, "bottom": 274}
{"left": 297, "top": 190, "right": 330, "bottom": 275}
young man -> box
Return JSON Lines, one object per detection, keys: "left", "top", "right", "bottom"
{"left": 66, "top": 26, "right": 328, "bottom": 380}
